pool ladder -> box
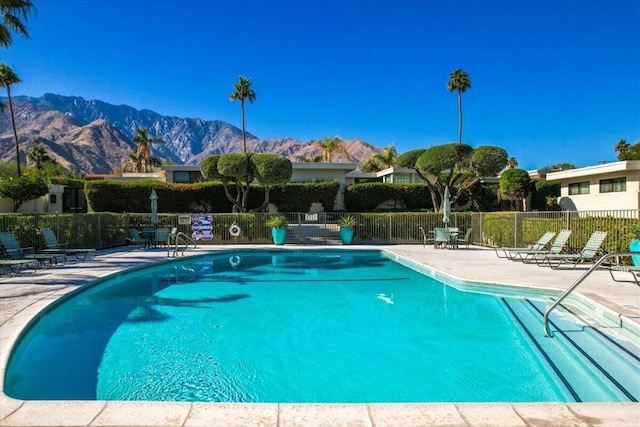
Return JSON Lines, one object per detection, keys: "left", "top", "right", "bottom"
{"left": 167, "top": 227, "right": 197, "bottom": 257}
{"left": 543, "top": 251, "right": 639, "bottom": 337}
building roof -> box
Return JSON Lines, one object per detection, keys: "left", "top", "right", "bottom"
{"left": 546, "top": 160, "right": 640, "bottom": 180}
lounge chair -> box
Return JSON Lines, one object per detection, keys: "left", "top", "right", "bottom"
{"left": 507, "top": 230, "right": 573, "bottom": 263}
{"left": 608, "top": 264, "right": 640, "bottom": 286}
{"left": 0, "top": 258, "right": 38, "bottom": 276}
{"left": 495, "top": 231, "right": 556, "bottom": 259}
{"left": 534, "top": 231, "right": 608, "bottom": 269}
{"left": 0, "top": 232, "right": 66, "bottom": 267}
{"left": 40, "top": 228, "right": 96, "bottom": 260}
{"left": 456, "top": 228, "right": 473, "bottom": 249}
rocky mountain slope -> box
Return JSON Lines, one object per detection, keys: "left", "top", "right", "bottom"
{"left": 0, "top": 94, "right": 381, "bottom": 174}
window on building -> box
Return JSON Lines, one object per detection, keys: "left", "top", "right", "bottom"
{"left": 599, "top": 177, "right": 626, "bottom": 193}
{"left": 173, "top": 171, "right": 202, "bottom": 183}
{"left": 568, "top": 182, "right": 590, "bottom": 195}
{"left": 393, "top": 174, "right": 412, "bottom": 184}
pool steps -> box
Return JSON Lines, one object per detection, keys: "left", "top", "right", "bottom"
{"left": 504, "top": 297, "right": 640, "bottom": 402}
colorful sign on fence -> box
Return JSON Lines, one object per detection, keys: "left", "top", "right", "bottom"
{"left": 191, "top": 214, "right": 213, "bottom": 241}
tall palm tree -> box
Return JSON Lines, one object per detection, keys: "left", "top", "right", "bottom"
{"left": 447, "top": 68, "right": 471, "bottom": 143}
{"left": 506, "top": 157, "right": 518, "bottom": 169}
{"left": 0, "top": 0, "right": 35, "bottom": 48}
{"left": 0, "top": 63, "right": 22, "bottom": 175}
{"left": 124, "top": 127, "right": 165, "bottom": 173}
{"left": 312, "top": 137, "right": 351, "bottom": 162}
{"left": 230, "top": 76, "right": 256, "bottom": 152}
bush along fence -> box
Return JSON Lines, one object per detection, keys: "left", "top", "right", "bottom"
{"left": 0, "top": 210, "right": 638, "bottom": 254}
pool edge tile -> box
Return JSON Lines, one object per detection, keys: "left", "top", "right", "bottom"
{"left": 368, "top": 403, "right": 466, "bottom": 427}
{"left": 278, "top": 403, "right": 371, "bottom": 427}
{"left": 185, "top": 402, "right": 277, "bottom": 427}
{"left": 91, "top": 401, "right": 191, "bottom": 426}
{"left": 0, "top": 400, "right": 105, "bottom": 427}
{"left": 566, "top": 402, "right": 640, "bottom": 427}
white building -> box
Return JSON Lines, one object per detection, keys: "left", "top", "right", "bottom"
{"left": 546, "top": 160, "right": 640, "bottom": 211}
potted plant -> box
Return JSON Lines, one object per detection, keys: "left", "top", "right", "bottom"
{"left": 630, "top": 223, "right": 640, "bottom": 266}
{"left": 337, "top": 214, "right": 357, "bottom": 244}
{"left": 265, "top": 215, "right": 288, "bottom": 245}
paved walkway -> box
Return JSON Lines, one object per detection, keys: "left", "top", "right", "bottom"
{"left": 0, "top": 245, "right": 639, "bottom": 427}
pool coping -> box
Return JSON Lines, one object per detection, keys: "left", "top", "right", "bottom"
{"left": 1, "top": 244, "right": 639, "bottom": 427}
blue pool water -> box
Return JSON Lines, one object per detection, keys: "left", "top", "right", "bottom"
{"left": 4, "top": 249, "right": 639, "bottom": 402}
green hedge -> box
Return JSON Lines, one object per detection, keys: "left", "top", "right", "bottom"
{"left": 85, "top": 180, "right": 340, "bottom": 214}
{"left": 344, "top": 183, "right": 433, "bottom": 212}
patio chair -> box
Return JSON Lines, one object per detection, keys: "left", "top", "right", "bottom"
{"left": 507, "top": 230, "right": 573, "bottom": 263}
{"left": 154, "top": 228, "right": 170, "bottom": 247}
{"left": 0, "top": 258, "right": 39, "bottom": 276}
{"left": 456, "top": 228, "right": 473, "bottom": 249}
{"left": 608, "top": 264, "right": 640, "bottom": 286}
{"left": 419, "top": 226, "right": 433, "bottom": 248}
{"left": 0, "top": 232, "right": 66, "bottom": 267}
{"left": 40, "top": 228, "right": 96, "bottom": 261}
{"left": 128, "top": 228, "right": 148, "bottom": 248}
{"left": 433, "top": 227, "right": 452, "bottom": 249}
{"left": 534, "top": 231, "right": 608, "bottom": 269}
{"left": 495, "top": 231, "right": 556, "bottom": 259}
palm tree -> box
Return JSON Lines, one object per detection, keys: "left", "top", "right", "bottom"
{"left": 372, "top": 144, "right": 398, "bottom": 168}
{"left": 447, "top": 68, "right": 471, "bottom": 143}
{"left": 124, "top": 127, "right": 165, "bottom": 172}
{"left": 0, "top": 63, "right": 22, "bottom": 176}
{"left": 229, "top": 76, "right": 256, "bottom": 152}
{"left": 506, "top": 157, "right": 518, "bottom": 169}
{"left": 27, "top": 144, "right": 54, "bottom": 169}
{"left": 615, "top": 139, "right": 630, "bottom": 160}
{"left": 312, "top": 137, "right": 351, "bottom": 162}
{"left": 0, "top": 0, "right": 35, "bottom": 48}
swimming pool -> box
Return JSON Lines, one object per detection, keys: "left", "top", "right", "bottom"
{"left": 4, "top": 249, "right": 639, "bottom": 403}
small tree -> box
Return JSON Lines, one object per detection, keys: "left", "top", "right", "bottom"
{"left": 615, "top": 139, "right": 640, "bottom": 161}
{"left": 500, "top": 168, "right": 530, "bottom": 211}
{"left": 27, "top": 144, "right": 55, "bottom": 169}
{"left": 397, "top": 143, "right": 507, "bottom": 212}
{"left": 200, "top": 152, "right": 292, "bottom": 213}
{"left": 0, "top": 175, "right": 49, "bottom": 212}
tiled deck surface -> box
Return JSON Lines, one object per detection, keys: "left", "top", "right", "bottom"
{"left": 1, "top": 244, "right": 639, "bottom": 427}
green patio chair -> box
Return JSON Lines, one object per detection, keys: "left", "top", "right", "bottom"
{"left": 41, "top": 228, "right": 96, "bottom": 261}
{"left": 534, "top": 231, "right": 608, "bottom": 269}
{"left": 0, "top": 258, "right": 39, "bottom": 276}
{"left": 0, "top": 232, "right": 66, "bottom": 267}
{"left": 508, "top": 230, "right": 573, "bottom": 263}
{"left": 495, "top": 231, "right": 556, "bottom": 259}
{"left": 456, "top": 228, "right": 473, "bottom": 249}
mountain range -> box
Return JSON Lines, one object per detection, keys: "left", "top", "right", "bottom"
{"left": 0, "top": 94, "right": 381, "bottom": 174}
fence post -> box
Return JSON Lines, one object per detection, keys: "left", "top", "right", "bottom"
{"left": 97, "top": 214, "right": 102, "bottom": 250}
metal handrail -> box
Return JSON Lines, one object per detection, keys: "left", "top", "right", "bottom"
{"left": 167, "top": 229, "right": 197, "bottom": 257}
{"left": 543, "top": 251, "right": 640, "bottom": 337}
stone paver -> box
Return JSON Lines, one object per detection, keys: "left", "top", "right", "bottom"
{"left": 0, "top": 245, "right": 638, "bottom": 427}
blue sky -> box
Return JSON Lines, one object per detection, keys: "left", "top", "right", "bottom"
{"left": 1, "top": 0, "right": 639, "bottom": 170}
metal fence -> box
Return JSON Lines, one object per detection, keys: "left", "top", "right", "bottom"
{"left": 1, "top": 210, "right": 638, "bottom": 254}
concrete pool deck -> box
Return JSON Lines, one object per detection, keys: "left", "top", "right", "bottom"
{"left": 0, "top": 244, "right": 639, "bottom": 427}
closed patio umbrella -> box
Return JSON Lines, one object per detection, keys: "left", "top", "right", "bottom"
{"left": 442, "top": 186, "right": 451, "bottom": 225}
{"left": 150, "top": 189, "right": 159, "bottom": 225}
